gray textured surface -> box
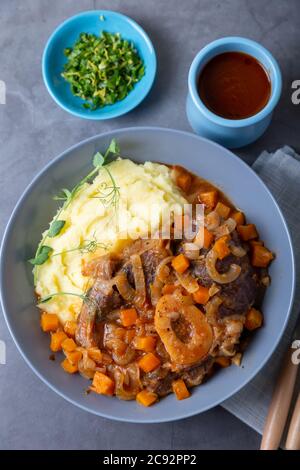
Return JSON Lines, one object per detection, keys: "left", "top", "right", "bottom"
{"left": 0, "top": 0, "right": 299, "bottom": 450}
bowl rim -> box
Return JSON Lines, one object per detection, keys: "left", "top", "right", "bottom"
{"left": 0, "top": 127, "right": 295, "bottom": 423}
{"left": 188, "top": 36, "right": 282, "bottom": 128}
{"left": 42, "top": 10, "right": 157, "bottom": 120}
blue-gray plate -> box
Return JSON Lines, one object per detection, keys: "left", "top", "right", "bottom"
{"left": 0, "top": 127, "right": 295, "bottom": 423}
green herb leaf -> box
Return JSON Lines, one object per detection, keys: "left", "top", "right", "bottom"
{"left": 53, "top": 188, "right": 72, "bottom": 202}
{"left": 93, "top": 152, "right": 105, "bottom": 168}
{"left": 61, "top": 31, "right": 144, "bottom": 110}
{"left": 105, "top": 138, "right": 120, "bottom": 156}
{"left": 29, "top": 246, "right": 53, "bottom": 266}
{"left": 48, "top": 220, "right": 65, "bottom": 238}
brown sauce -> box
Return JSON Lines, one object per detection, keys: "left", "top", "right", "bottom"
{"left": 197, "top": 52, "right": 271, "bottom": 119}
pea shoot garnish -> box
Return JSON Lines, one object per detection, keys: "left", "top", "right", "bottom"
{"left": 29, "top": 139, "right": 120, "bottom": 285}
{"left": 61, "top": 31, "right": 145, "bottom": 110}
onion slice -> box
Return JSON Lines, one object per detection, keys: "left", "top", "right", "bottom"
{"left": 156, "top": 256, "right": 173, "bottom": 282}
{"left": 214, "top": 218, "right": 237, "bottom": 239}
{"left": 175, "top": 270, "right": 199, "bottom": 294}
{"left": 230, "top": 244, "right": 246, "bottom": 258}
{"left": 205, "top": 211, "right": 221, "bottom": 231}
{"left": 114, "top": 272, "right": 136, "bottom": 302}
{"left": 183, "top": 243, "right": 200, "bottom": 260}
{"left": 205, "top": 249, "right": 241, "bottom": 284}
{"left": 130, "top": 254, "right": 146, "bottom": 305}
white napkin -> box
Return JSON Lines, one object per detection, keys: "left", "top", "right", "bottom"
{"left": 222, "top": 146, "right": 300, "bottom": 435}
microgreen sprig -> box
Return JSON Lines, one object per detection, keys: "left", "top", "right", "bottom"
{"left": 29, "top": 139, "right": 120, "bottom": 285}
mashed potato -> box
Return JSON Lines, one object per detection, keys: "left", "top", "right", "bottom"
{"left": 36, "top": 158, "right": 187, "bottom": 323}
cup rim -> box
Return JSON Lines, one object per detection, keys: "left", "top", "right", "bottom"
{"left": 188, "top": 36, "right": 282, "bottom": 128}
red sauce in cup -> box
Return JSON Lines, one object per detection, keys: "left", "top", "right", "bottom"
{"left": 197, "top": 52, "right": 271, "bottom": 119}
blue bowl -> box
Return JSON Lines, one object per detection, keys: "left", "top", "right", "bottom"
{"left": 186, "top": 37, "right": 282, "bottom": 148}
{"left": 42, "top": 11, "right": 157, "bottom": 120}
{"left": 0, "top": 128, "right": 295, "bottom": 423}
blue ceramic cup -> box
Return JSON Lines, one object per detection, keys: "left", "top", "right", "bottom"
{"left": 186, "top": 37, "right": 282, "bottom": 148}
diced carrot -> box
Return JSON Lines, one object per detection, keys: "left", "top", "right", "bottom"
{"left": 61, "top": 358, "right": 78, "bottom": 374}
{"left": 125, "top": 329, "right": 136, "bottom": 344}
{"left": 171, "top": 254, "right": 190, "bottom": 274}
{"left": 192, "top": 285, "right": 210, "bottom": 305}
{"left": 176, "top": 172, "right": 192, "bottom": 193}
{"left": 215, "top": 356, "right": 231, "bottom": 367}
{"left": 120, "top": 308, "right": 138, "bottom": 327}
{"left": 198, "top": 190, "right": 218, "bottom": 210}
{"left": 231, "top": 211, "right": 245, "bottom": 226}
{"left": 64, "top": 320, "right": 77, "bottom": 338}
{"left": 50, "top": 331, "right": 68, "bottom": 352}
{"left": 61, "top": 337, "right": 77, "bottom": 352}
{"left": 237, "top": 224, "right": 258, "bottom": 241}
{"left": 135, "top": 336, "right": 157, "bottom": 352}
{"left": 138, "top": 352, "right": 161, "bottom": 373}
{"left": 172, "top": 379, "right": 190, "bottom": 400}
{"left": 250, "top": 240, "right": 264, "bottom": 247}
{"left": 213, "top": 235, "right": 231, "bottom": 260}
{"left": 203, "top": 227, "right": 214, "bottom": 249}
{"left": 215, "top": 202, "right": 231, "bottom": 219}
{"left": 114, "top": 327, "right": 127, "bottom": 339}
{"left": 65, "top": 350, "right": 82, "bottom": 366}
{"left": 40, "top": 312, "right": 59, "bottom": 332}
{"left": 87, "top": 347, "right": 102, "bottom": 363}
{"left": 136, "top": 390, "right": 158, "bottom": 407}
{"left": 194, "top": 227, "right": 214, "bottom": 249}
{"left": 251, "top": 245, "right": 274, "bottom": 268}
{"left": 90, "top": 371, "right": 115, "bottom": 396}
{"left": 162, "top": 284, "right": 179, "bottom": 295}
{"left": 245, "top": 308, "right": 263, "bottom": 331}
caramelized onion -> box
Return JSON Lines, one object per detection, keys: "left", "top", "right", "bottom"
{"left": 183, "top": 243, "right": 200, "bottom": 260}
{"left": 230, "top": 244, "right": 246, "bottom": 258}
{"left": 205, "top": 211, "right": 221, "bottom": 231}
{"left": 214, "top": 218, "right": 237, "bottom": 239}
{"left": 150, "top": 277, "right": 164, "bottom": 306}
{"left": 205, "top": 249, "right": 241, "bottom": 284}
{"left": 130, "top": 254, "right": 146, "bottom": 305}
{"left": 175, "top": 270, "right": 199, "bottom": 294}
{"left": 112, "top": 346, "right": 136, "bottom": 366}
{"left": 208, "top": 283, "right": 220, "bottom": 297}
{"left": 156, "top": 256, "right": 173, "bottom": 282}
{"left": 205, "top": 296, "right": 223, "bottom": 323}
{"left": 114, "top": 272, "right": 136, "bottom": 302}
{"left": 78, "top": 349, "right": 96, "bottom": 379}
{"left": 113, "top": 363, "right": 141, "bottom": 400}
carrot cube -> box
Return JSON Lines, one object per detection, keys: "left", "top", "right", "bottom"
{"left": 136, "top": 390, "right": 158, "bottom": 407}
{"left": 90, "top": 371, "right": 115, "bottom": 396}
{"left": 61, "top": 337, "right": 77, "bottom": 352}
{"left": 198, "top": 190, "right": 218, "bottom": 210}
{"left": 215, "top": 202, "right": 231, "bottom": 219}
{"left": 64, "top": 320, "right": 77, "bottom": 337}
{"left": 120, "top": 308, "right": 138, "bottom": 327}
{"left": 251, "top": 245, "right": 274, "bottom": 267}
{"left": 213, "top": 235, "right": 231, "bottom": 260}
{"left": 61, "top": 358, "right": 78, "bottom": 374}
{"left": 162, "top": 284, "right": 179, "bottom": 295}
{"left": 87, "top": 347, "right": 102, "bottom": 363}
{"left": 231, "top": 211, "right": 245, "bottom": 226}
{"left": 176, "top": 172, "right": 192, "bottom": 193}
{"left": 215, "top": 356, "right": 231, "bottom": 367}
{"left": 194, "top": 227, "right": 214, "bottom": 249}
{"left": 237, "top": 224, "right": 258, "bottom": 241}
{"left": 40, "top": 312, "right": 59, "bottom": 332}
{"left": 135, "top": 336, "right": 157, "bottom": 352}
{"left": 65, "top": 350, "right": 82, "bottom": 366}
{"left": 138, "top": 352, "right": 161, "bottom": 373}
{"left": 50, "top": 331, "right": 67, "bottom": 352}
{"left": 245, "top": 308, "right": 263, "bottom": 331}
{"left": 171, "top": 254, "right": 190, "bottom": 274}
{"left": 172, "top": 379, "right": 190, "bottom": 400}
{"left": 192, "top": 285, "right": 210, "bottom": 305}
{"left": 125, "top": 329, "right": 136, "bottom": 344}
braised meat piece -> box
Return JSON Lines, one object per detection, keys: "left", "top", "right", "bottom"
{"left": 76, "top": 256, "right": 122, "bottom": 348}
{"left": 191, "top": 252, "right": 258, "bottom": 318}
